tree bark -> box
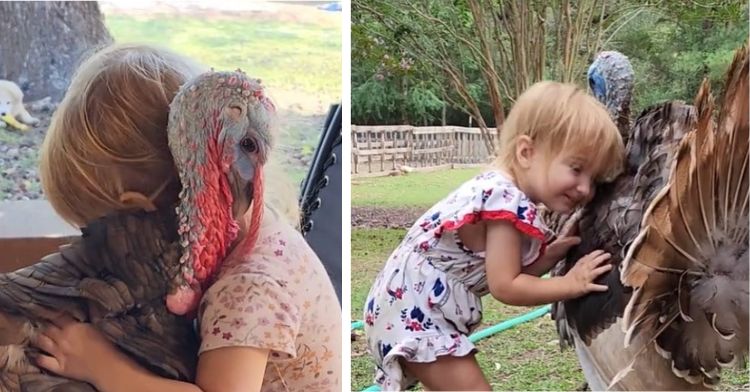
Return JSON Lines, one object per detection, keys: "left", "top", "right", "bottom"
{"left": 467, "top": 0, "right": 505, "bottom": 128}
{"left": 0, "top": 1, "right": 113, "bottom": 101}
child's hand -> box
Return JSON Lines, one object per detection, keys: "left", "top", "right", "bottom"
{"left": 30, "top": 315, "right": 135, "bottom": 387}
{"left": 564, "top": 250, "right": 612, "bottom": 296}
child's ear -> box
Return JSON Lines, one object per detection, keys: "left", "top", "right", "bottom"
{"left": 515, "top": 135, "right": 535, "bottom": 169}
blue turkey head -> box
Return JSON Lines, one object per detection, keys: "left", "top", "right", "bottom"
{"left": 587, "top": 51, "right": 635, "bottom": 137}
{"left": 587, "top": 62, "right": 607, "bottom": 102}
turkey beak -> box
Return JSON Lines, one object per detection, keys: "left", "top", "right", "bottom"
{"left": 228, "top": 154, "right": 256, "bottom": 222}
{"left": 223, "top": 105, "right": 257, "bottom": 222}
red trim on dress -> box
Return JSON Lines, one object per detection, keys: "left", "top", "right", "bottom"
{"left": 435, "top": 210, "right": 544, "bottom": 241}
{"left": 433, "top": 210, "right": 547, "bottom": 261}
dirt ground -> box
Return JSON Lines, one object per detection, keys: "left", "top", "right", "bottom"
{"left": 0, "top": 101, "right": 55, "bottom": 200}
{"left": 351, "top": 205, "right": 425, "bottom": 229}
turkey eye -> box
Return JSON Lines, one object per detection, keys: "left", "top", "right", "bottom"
{"left": 240, "top": 138, "right": 257, "bottom": 153}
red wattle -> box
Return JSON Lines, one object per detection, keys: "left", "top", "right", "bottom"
{"left": 166, "top": 285, "right": 202, "bottom": 316}
{"left": 242, "top": 169, "right": 264, "bottom": 254}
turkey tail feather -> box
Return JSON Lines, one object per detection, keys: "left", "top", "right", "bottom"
{"left": 620, "top": 43, "right": 749, "bottom": 386}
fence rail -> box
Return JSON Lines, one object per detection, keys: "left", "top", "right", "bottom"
{"left": 351, "top": 125, "right": 497, "bottom": 176}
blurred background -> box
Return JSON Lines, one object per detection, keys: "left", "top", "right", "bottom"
{"left": 0, "top": 0, "right": 342, "bottom": 202}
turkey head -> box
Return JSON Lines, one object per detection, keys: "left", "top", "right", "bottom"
{"left": 165, "top": 71, "right": 275, "bottom": 315}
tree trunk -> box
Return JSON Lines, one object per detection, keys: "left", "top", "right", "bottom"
{"left": 0, "top": 1, "right": 113, "bottom": 101}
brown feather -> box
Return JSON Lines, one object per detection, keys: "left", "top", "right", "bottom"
{"left": 552, "top": 100, "right": 696, "bottom": 347}
{"left": 621, "top": 43, "right": 749, "bottom": 385}
{"left": 0, "top": 209, "right": 199, "bottom": 391}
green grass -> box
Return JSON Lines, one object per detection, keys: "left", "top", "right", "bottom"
{"left": 352, "top": 168, "right": 481, "bottom": 208}
{"left": 351, "top": 228, "right": 405, "bottom": 320}
{"left": 350, "top": 227, "right": 584, "bottom": 391}
{"left": 351, "top": 227, "right": 749, "bottom": 391}
{"left": 351, "top": 228, "right": 405, "bottom": 391}
{"left": 101, "top": 11, "right": 341, "bottom": 183}
{"left": 2, "top": 12, "right": 338, "bottom": 201}
{"left": 105, "top": 14, "right": 341, "bottom": 100}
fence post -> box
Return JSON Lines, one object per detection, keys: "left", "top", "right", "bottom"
{"left": 366, "top": 128, "right": 372, "bottom": 174}
{"left": 350, "top": 126, "right": 497, "bottom": 175}
{"left": 351, "top": 128, "right": 358, "bottom": 174}
{"left": 450, "top": 129, "right": 458, "bottom": 169}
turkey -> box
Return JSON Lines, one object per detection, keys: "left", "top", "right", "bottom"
{"left": 550, "top": 44, "right": 748, "bottom": 390}
{"left": 0, "top": 208, "right": 199, "bottom": 391}
{"left": 165, "top": 70, "right": 276, "bottom": 316}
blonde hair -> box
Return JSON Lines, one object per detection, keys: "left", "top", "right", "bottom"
{"left": 40, "top": 43, "right": 299, "bottom": 227}
{"left": 494, "top": 81, "right": 624, "bottom": 182}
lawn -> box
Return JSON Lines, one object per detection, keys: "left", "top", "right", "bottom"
{"left": 351, "top": 167, "right": 481, "bottom": 207}
{"left": 351, "top": 227, "right": 585, "bottom": 391}
{"left": 351, "top": 168, "right": 749, "bottom": 391}
{"left": 105, "top": 12, "right": 341, "bottom": 102}
{"left": 1, "top": 7, "right": 340, "bottom": 200}
{"left": 351, "top": 227, "right": 750, "bottom": 391}
{"left": 351, "top": 168, "right": 585, "bottom": 390}
{"left": 105, "top": 8, "right": 341, "bottom": 183}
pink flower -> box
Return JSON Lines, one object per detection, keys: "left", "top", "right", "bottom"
{"left": 212, "top": 327, "right": 221, "bottom": 335}
{"left": 274, "top": 249, "right": 284, "bottom": 256}
{"left": 259, "top": 317, "right": 271, "bottom": 326}
{"left": 279, "top": 239, "right": 286, "bottom": 246}
{"left": 392, "top": 287, "right": 404, "bottom": 299}
{"left": 222, "top": 332, "right": 233, "bottom": 340}
{"left": 526, "top": 206, "right": 537, "bottom": 223}
{"left": 230, "top": 318, "right": 247, "bottom": 328}
{"left": 419, "top": 241, "right": 430, "bottom": 251}
{"left": 222, "top": 296, "right": 241, "bottom": 311}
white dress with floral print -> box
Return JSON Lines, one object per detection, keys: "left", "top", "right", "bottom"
{"left": 363, "top": 170, "right": 549, "bottom": 390}
{"left": 198, "top": 210, "right": 341, "bottom": 391}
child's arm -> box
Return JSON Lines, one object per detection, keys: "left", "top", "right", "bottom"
{"left": 31, "top": 316, "right": 268, "bottom": 392}
{"left": 484, "top": 220, "right": 612, "bottom": 306}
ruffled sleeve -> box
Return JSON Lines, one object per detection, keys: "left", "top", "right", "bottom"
{"left": 197, "top": 272, "right": 301, "bottom": 358}
{"left": 420, "top": 171, "right": 547, "bottom": 265}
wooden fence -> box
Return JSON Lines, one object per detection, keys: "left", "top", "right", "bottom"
{"left": 351, "top": 125, "right": 498, "bottom": 176}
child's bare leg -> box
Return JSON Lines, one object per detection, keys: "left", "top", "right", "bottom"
{"left": 400, "top": 353, "right": 491, "bottom": 391}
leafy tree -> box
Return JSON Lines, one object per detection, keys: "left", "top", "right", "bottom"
{"left": 352, "top": 0, "right": 748, "bottom": 155}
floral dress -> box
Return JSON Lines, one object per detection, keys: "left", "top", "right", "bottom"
{"left": 363, "top": 170, "right": 548, "bottom": 390}
{"left": 198, "top": 210, "right": 341, "bottom": 391}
